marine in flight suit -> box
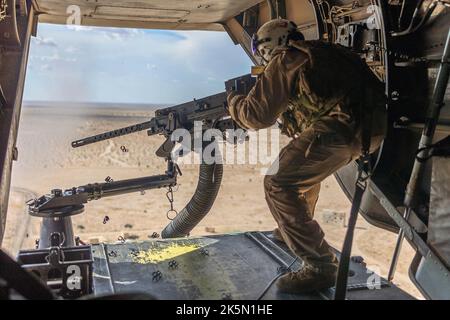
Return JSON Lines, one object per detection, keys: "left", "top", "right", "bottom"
{"left": 227, "top": 19, "right": 387, "bottom": 293}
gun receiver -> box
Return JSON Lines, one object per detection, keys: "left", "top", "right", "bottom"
{"left": 71, "top": 74, "right": 256, "bottom": 157}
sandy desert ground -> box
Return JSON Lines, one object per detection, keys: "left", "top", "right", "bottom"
{"left": 2, "top": 103, "right": 422, "bottom": 298}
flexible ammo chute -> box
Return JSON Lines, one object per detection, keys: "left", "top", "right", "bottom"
{"left": 161, "top": 162, "right": 223, "bottom": 238}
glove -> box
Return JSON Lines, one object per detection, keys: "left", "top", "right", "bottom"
{"left": 225, "top": 91, "right": 240, "bottom": 113}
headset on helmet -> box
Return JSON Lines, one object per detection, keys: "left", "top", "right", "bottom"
{"left": 251, "top": 19, "right": 304, "bottom": 64}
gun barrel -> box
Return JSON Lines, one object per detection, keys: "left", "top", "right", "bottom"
{"left": 85, "top": 174, "right": 176, "bottom": 200}
{"left": 71, "top": 120, "right": 153, "bottom": 148}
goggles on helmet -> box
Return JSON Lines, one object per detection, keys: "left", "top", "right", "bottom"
{"left": 251, "top": 34, "right": 271, "bottom": 56}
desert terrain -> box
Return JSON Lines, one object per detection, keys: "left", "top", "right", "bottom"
{"left": 2, "top": 102, "right": 422, "bottom": 298}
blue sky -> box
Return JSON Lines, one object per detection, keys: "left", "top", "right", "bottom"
{"left": 24, "top": 24, "right": 253, "bottom": 104}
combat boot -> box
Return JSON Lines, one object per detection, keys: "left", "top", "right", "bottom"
{"left": 276, "top": 264, "right": 337, "bottom": 294}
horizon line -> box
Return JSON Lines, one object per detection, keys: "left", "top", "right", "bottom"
{"left": 22, "top": 100, "right": 174, "bottom": 106}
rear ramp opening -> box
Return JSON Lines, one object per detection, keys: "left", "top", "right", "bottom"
{"left": 91, "top": 231, "right": 413, "bottom": 300}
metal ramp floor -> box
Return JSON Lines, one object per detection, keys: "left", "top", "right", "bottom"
{"left": 91, "top": 231, "right": 414, "bottom": 300}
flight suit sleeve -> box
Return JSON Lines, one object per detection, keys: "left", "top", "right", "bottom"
{"left": 227, "top": 51, "right": 307, "bottom": 130}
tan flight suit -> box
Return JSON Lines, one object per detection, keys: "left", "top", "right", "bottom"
{"left": 228, "top": 40, "right": 387, "bottom": 270}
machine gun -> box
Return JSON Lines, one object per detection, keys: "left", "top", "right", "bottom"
{"left": 71, "top": 73, "right": 256, "bottom": 158}
{"left": 28, "top": 73, "right": 257, "bottom": 244}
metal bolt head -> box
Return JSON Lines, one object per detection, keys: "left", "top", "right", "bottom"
{"left": 391, "top": 91, "right": 400, "bottom": 101}
{"left": 222, "top": 293, "right": 232, "bottom": 300}
{"left": 129, "top": 248, "right": 138, "bottom": 257}
{"left": 108, "top": 250, "right": 117, "bottom": 257}
{"left": 152, "top": 270, "right": 162, "bottom": 282}
{"left": 168, "top": 260, "right": 178, "bottom": 269}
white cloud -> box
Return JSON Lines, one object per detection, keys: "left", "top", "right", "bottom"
{"left": 65, "top": 45, "right": 79, "bottom": 54}
{"left": 66, "top": 25, "right": 93, "bottom": 32}
{"left": 40, "top": 64, "right": 51, "bottom": 71}
{"left": 33, "top": 36, "right": 57, "bottom": 47}
{"left": 102, "top": 31, "right": 125, "bottom": 41}
{"left": 40, "top": 53, "right": 60, "bottom": 61}
{"left": 38, "top": 53, "right": 77, "bottom": 63}
{"left": 25, "top": 24, "right": 252, "bottom": 103}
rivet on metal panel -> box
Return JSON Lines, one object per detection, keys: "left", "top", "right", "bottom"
{"left": 152, "top": 270, "right": 162, "bottom": 282}
{"left": 168, "top": 260, "right": 178, "bottom": 269}
{"left": 108, "top": 250, "right": 117, "bottom": 258}
{"left": 129, "top": 248, "right": 138, "bottom": 257}
{"left": 222, "top": 293, "right": 232, "bottom": 300}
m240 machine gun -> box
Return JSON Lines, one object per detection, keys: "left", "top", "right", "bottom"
{"left": 28, "top": 74, "right": 257, "bottom": 254}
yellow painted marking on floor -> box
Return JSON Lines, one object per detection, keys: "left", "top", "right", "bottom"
{"left": 132, "top": 243, "right": 201, "bottom": 264}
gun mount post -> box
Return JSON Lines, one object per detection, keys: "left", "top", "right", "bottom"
{"left": 28, "top": 158, "right": 178, "bottom": 248}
